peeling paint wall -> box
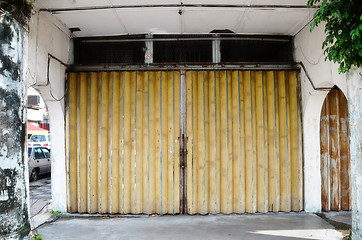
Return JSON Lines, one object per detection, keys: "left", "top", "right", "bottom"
{"left": 346, "top": 68, "right": 362, "bottom": 240}
{"left": 0, "top": 14, "right": 29, "bottom": 239}
{"left": 294, "top": 22, "right": 348, "bottom": 212}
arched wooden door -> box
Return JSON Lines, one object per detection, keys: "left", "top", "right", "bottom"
{"left": 320, "top": 88, "right": 350, "bottom": 211}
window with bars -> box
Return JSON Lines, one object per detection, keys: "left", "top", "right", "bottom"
{"left": 72, "top": 35, "right": 294, "bottom": 65}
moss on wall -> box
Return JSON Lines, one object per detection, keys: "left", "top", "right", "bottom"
{"left": 0, "top": 12, "right": 29, "bottom": 240}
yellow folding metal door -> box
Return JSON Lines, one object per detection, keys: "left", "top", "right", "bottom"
{"left": 186, "top": 71, "right": 303, "bottom": 214}
{"left": 66, "top": 71, "right": 181, "bottom": 214}
{"left": 67, "top": 69, "right": 303, "bottom": 215}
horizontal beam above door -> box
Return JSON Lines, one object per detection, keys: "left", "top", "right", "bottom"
{"left": 41, "top": 4, "right": 317, "bottom": 13}
{"left": 68, "top": 64, "right": 300, "bottom": 73}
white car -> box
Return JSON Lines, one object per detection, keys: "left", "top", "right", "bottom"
{"left": 28, "top": 147, "right": 51, "bottom": 181}
{"left": 28, "top": 134, "right": 51, "bottom": 148}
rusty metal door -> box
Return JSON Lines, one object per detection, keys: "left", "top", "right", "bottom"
{"left": 66, "top": 71, "right": 181, "bottom": 214}
{"left": 185, "top": 70, "right": 303, "bottom": 214}
{"left": 320, "top": 89, "right": 351, "bottom": 211}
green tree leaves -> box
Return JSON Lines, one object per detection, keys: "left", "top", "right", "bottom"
{"left": 308, "top": 0, "right": 362, "bottom": 73}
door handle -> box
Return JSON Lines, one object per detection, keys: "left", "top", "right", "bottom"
{"left": 37, "top": 160, "right": 39, "bottom": 163}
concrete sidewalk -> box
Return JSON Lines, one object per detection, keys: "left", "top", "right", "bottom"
{"left": 37, "top": 213, "right": 344, "bottom": 240}
{"left": 30, "top": 181, "right": 51, "bottom": 216}
{"left": 29, "top": 178, "right": 52, "bottom": 229}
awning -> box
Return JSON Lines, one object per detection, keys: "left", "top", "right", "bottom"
{"left": 27, "top": 122, "right": 49, "bottom": 135}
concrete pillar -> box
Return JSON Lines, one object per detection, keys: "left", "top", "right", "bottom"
{"left": 47, "top": 100, "right": 67, "bottom": 212}
{"left": 0, "top": 14, "right": 30, "bottom": 239}
{"left": 302, "top": 92, "right": 327, "bottom": 212}
{"left": 27, "top": 8, "right": 71, "bottom": 214}
{"left": 31, "top": 54, "right": 68, "bottom": 213}
{"left": 346, "top": 69, "right": 362, "bottom": 240}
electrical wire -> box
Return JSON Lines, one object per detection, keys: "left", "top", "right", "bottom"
{"left": 49, "top": 80, "right": 68, "bottom": 101}
{"left": 47, "top": 54, "right": 69, "bottom": 101}
{"left": 298, "top": 45, "right": 324, "bottom": 66}
{"left": 298, "top": 62, "right": 333, "bottom": 91}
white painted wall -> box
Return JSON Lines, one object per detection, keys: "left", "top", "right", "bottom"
{"left": 294, "top": 22, "right": 348, "bottom": 212}
{"left": 27, "top": 8, "right": 71, "bottom": 212}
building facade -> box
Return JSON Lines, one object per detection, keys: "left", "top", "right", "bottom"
{"left": 0, "top": 0, "right": 361, "bottom": 239}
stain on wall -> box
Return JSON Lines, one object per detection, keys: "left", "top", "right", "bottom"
{"left": 0, "top": 13, "right": 29, "bottom": 239}
{"left": 346, "top": 69, "right": 362, "bottom": 240}
{"left": 0, "top": 20, "right": 20, "bottom": 81}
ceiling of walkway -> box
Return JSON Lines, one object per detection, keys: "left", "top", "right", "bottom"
{"left": 35, "top": 0, "right": 316, "bottom": 37}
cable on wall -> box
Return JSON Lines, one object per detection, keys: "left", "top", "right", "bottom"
{"left": 297, "top": 62, "right": 333, "bottom": 91}
{"left": 47, "top": 53, "right": 69, "bottom": 101}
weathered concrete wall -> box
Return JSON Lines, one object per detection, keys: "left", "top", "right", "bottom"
{"left": 0, "top": 14, "right": 29, "bottom": 239}
{"left": 294, "top": 22, "right": 348, "bottom": 212}
{"left": 27, "top": 8, "right": 70, "bottom": 213}
{"left": 346, "top": 68, "right": 362, "bottom": 240}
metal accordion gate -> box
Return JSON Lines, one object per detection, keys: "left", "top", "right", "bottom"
{"left": 66, "top": 70, "right": 303, "bottom": 214}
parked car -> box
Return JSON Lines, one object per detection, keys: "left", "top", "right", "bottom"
{"left": 28, "top": 147, "right": 51, "bottom": 182}
{"left": 28, "top": 134, "right": 51, "bottom": 148}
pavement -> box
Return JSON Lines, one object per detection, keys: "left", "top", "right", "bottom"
{"left": 29, "top": 176, "right": 52, "bottom": 229}
{"left": 30, "top": 177, "right": 352, "bottom": 240}
{"left": 36, "top": 213, "right": 346, "bottom": 240}
{"left": 322, "top": 211, "right": 352, "bottom": 226}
